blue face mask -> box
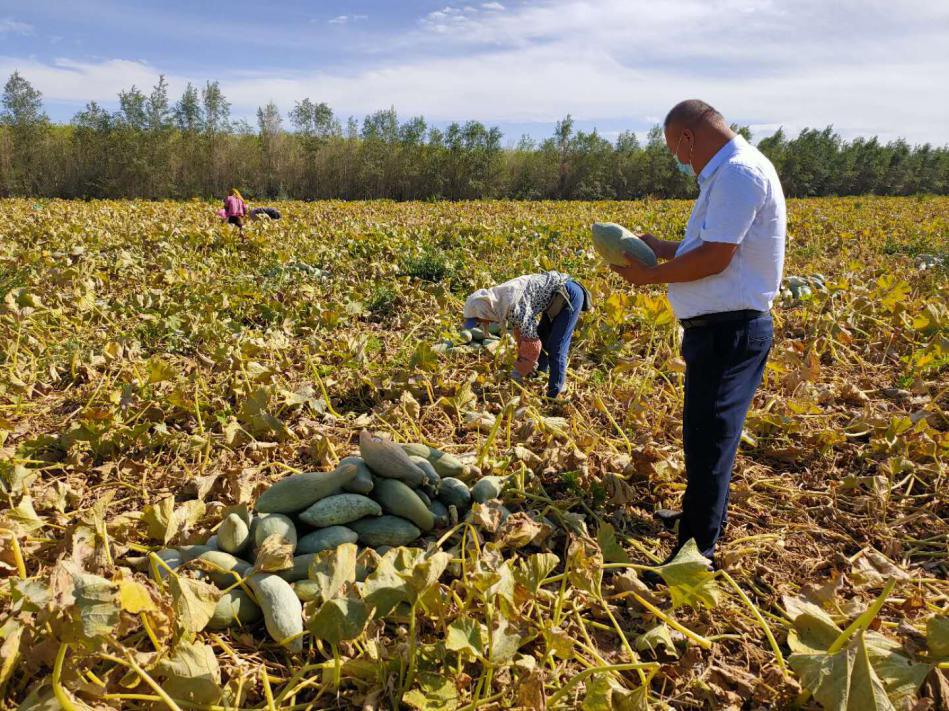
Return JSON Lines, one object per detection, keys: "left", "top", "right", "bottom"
{"left": 676, "top": 159, "right": 695, "bottom": 177}
{"left": 673, "top": 132, "right": 695, "bottom": 177}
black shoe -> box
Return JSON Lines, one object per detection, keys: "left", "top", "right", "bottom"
{"left": 654, "top": 509, "right": 682, "bottom": 531}
{"left": 639, "top": 569, "right": 665, "bottom": 588}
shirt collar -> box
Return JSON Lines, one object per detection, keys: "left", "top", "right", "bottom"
{"left": 698, "top": 135, "right": 744, "bottom": 186}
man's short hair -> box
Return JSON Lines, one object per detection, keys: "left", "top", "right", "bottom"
{"left": 664, "top": 100, "right": 725, "bottom": 130}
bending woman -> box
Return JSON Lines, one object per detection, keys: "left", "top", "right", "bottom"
{"left": 222, "top": 189, "right": 247, "bottom": 230}
{"left": 463, "top": 271, "right": 591, "bottom": 398}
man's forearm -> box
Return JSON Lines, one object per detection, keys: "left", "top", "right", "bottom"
{"left": 640, "top": 243, "right": 735, "bottom": 284}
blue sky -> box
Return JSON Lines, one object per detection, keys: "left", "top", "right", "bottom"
{"left": 1, "top": 0, "right": 947, "bottom": 146}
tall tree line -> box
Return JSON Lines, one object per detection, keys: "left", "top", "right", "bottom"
{"left": 1, "top": 72, "right": 946, "bottom": 200}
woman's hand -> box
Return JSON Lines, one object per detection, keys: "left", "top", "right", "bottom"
{"left": 514, "top": 336, "right": 542, "bottom": 376}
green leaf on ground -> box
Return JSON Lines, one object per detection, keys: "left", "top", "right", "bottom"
{"left": 307, "top": 596, "right": 370, "bottom": 644}
{"left": 654, "top": 539, "right": 720, "bottom": 610}
{"left": 156, "top": 640, "right": 223, "bottom": 704}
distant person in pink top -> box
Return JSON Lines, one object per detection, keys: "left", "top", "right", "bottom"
{"left": 223, "top": 188, "right": 247, "bottom": 232}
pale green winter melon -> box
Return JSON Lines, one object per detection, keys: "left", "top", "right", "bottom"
{"left": 255, "top": 464, "right": 359, "bottom": 514}
{"left": 298, "top": 494, "right": 382, "bottom": 528}
{"left": 276, "top": 554, "right": 316, "bottom": 583}
{"left": 350, "top": 515, "right": 421, "bottom": 547}
{"left": 218, "top": 513, "right": 251, "bottom": 555}
{"left": 296, "top": 526, "right": 359, "bottom": 554}
{"left": 428, "top": 499, "right": 449, "bottom": 527}
{"left": 414, "top": 488, "right": 432, "bottom": 507}
{"left": 152, "top": 545, "right": 215, "bottom": 579}
{"left": 208, "top": 589, "right": 261, "bottom": 629}
{"left": 401, "top": 443, "right": 472, "bottom": 482}
{"left": 251, "top": 513, "right": 297, "bottom": 552}
{"left": 177, "top": 544, "right": 215, "bottom": 562}
{"left": 591, "top": 223, "right": 658, "bottom": 267}
{"left": 401, "top": 443, "right": 434, "bottom": 459}
{"left": 471, "top": 476, "right": 506, "bottom": 503}
{"left": 359, "top": 430, "right": 425, "bottom": 486}
{"left": 247, "top": 572, "right": 303, "bottom": 652}
{"left": 339, "top": 456, "right": 375, "bottom": 495}
{"left": 437, "top": 477, "right": 472, "bottom": 512}
{"left": 408, "top": 456, "right": 441, "bottom": 493}
{"left": 152, "top": 549, "right": 183, "bottom": 579}
{"left": 196, "top": 550, "right": 252, "bottom": 587}
{"left": 292, "top": 579, "right": 321, "bottom": 603}
{"left": 370, "top": 478, "right": 435, "bottom": 532}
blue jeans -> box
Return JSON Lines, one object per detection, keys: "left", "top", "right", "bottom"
{"left": 677, "top": 315, "right": 772, "bottom": 560}
{"left": 537, "top": 280, "right": 585, "bottom": 397}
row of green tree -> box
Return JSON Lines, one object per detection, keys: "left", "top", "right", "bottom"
{"left": 1, "top": 72, "right": 946, "bottom": 200}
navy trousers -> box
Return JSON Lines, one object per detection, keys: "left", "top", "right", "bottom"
{"left": 677, "top": 314, "right": 773, "bottom": 560}
{"left": 537, "top": 280, "right": 585, "bottom": 398}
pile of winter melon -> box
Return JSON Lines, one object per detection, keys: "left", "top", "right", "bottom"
{"left": 915, "top": 253, "right": 943, "bottom": 271}
{"left": 779, "top": 274, "right": 828, "bottom": 302}
{"left": 150, "top": 431, "right": 503, "bottom": 651}
{"left": 433, "top": 323, "right": 502, "bottom": 354}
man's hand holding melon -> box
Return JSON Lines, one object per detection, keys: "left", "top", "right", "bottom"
{"left": 592, "top": 222, "right": 660, "bottom": 285}
{"left": 593, "top": 221, "right": 738, "bottom": 286}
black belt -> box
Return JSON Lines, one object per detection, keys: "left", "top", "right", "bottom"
{"left": 680, "top": 309, "right": 768, "bottom": 329}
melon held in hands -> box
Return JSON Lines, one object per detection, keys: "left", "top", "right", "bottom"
{"left": 591, "top": 222, "right": 658, "bottom": 267}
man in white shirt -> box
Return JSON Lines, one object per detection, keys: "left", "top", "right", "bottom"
{"left": 611, "top": 99, "right": 786, "bottom": 566}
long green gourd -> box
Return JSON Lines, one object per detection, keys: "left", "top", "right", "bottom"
{"left": 591, "top": 222, "right": 658, "bottom": 267}
{"left": 247, "top": 572, "right": 303, "bottom": 652}
{"left": 371, "top": 478, "right": 435, "bottom": 531}
{"left": 298, "top": 493, "right": 382, "bottom": 528}
{"left": 359, "top": 430, "right": 425, "bottom": 487}
{"left": 251, "top": 513, "right": 297, "bottom": 552}
{"left": 401, "top": 443, "right": 472, "bottom": 481}
{"left": 409, "top": 456, "right": 441, "bottom": 495}
{"left": 196, "top": 550, "right": 252, "bottom": 587}
{"left": 276, "top": 554, "right": 316, "bottom": 583}
{"left": 437, "top": 477, "right": 472, "bottom": 512}
{"left": 349, "top": 516, "right": 421, "bottom": 547}
{"left": 255, "top": 463, "right": 358, "bottom": 514}
{"left": 218, "top": 513, "right": 251, "bottom": 554}
{"left": 296, "top": 526, "right": 359, "bottom": 554}
{"left": 208, "top": 589, "right": 261, "bottom": 629}
{"left": 339, "top": 456, "right": 375, "bottom": 494}
{"left": 471, "top": 476, "right": 506, "bottom": 503}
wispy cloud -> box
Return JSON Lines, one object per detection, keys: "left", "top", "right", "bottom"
{"left": 0, "top": 18, "right": 34, "bottom": 35}
{"left": 420, "top": 4, "right": 509, "bottom": 34}
{"left": 328, "top": 14, "right": 368, "bottom": 25}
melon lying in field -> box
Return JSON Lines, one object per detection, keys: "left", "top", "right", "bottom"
{"left": 591, "top": 222, "right": 658, "bottom": 267}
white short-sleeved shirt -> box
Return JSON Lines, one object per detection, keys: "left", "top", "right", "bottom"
{"left": 667, "top": 135, "right": 786, "bottom": 320}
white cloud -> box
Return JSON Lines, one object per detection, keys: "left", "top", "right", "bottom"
{"left": 328, "top": 14, "right": 368, "bottom": 25}
{"left": 0, "top": 57, "right": 168, "bottom": 103}
{"left": 421, "top": 3, "right": 506, "bottom": 33}
{"left": 0, "top": 0, "right": 945, "bottom": 144}
{"left": 0, "top": 18, "right": 33, "bottom": 35}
